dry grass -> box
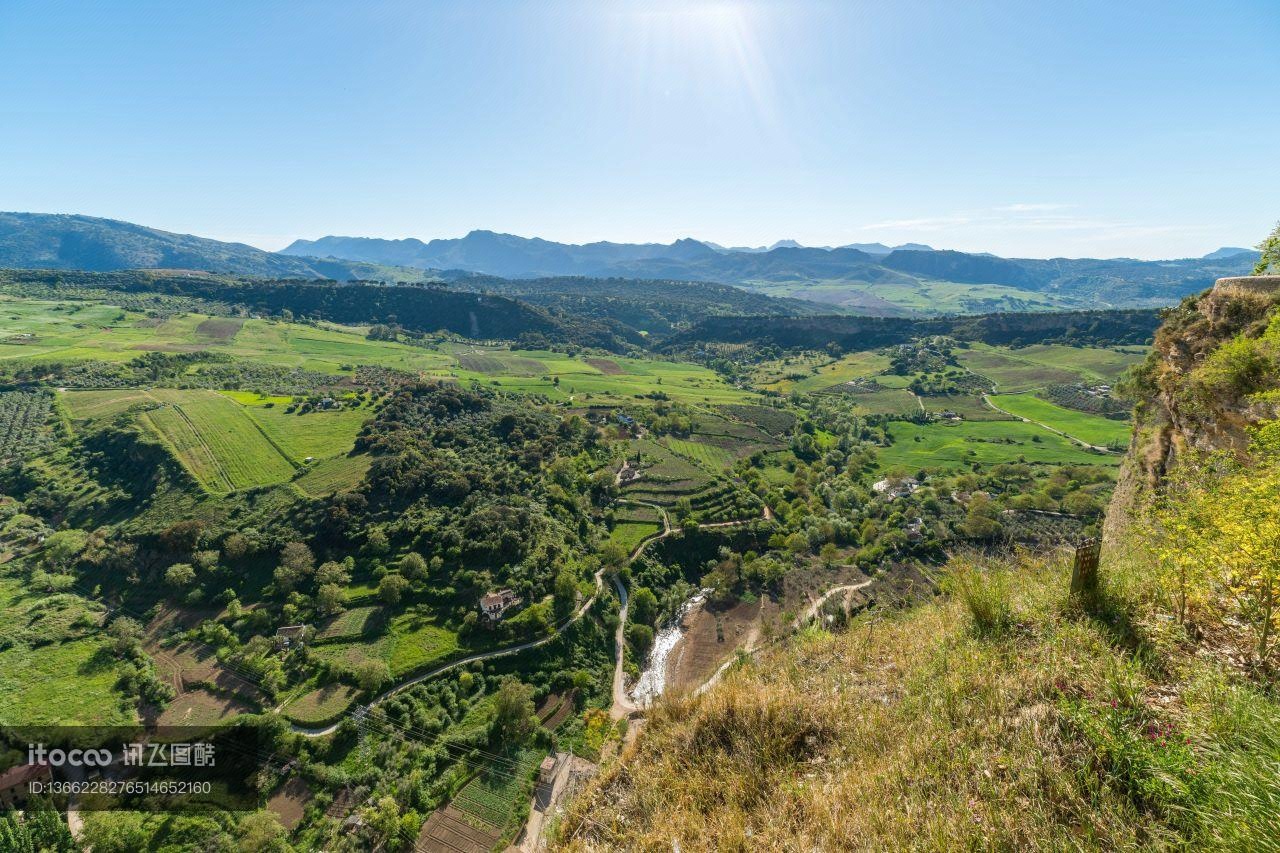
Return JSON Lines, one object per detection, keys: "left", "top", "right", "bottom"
{"left": 557, "top": 551, "right": 1280, "bottom": 851}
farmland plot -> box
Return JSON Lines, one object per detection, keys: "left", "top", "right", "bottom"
{"left": 142, "top": 389, "right": 295, "bottom": 492}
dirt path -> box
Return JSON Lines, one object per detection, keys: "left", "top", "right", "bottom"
{"left": 799, "top": 578, "right": 874, "bottom": 624}
{"left": 609, "top": 575, "right": 640, "bottom": 720}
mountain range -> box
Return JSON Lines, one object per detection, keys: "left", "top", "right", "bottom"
{"left": 0, "top": 212, "right": 1260, "bottom": 316}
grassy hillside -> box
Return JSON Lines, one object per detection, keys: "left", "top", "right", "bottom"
{"left": 560, "top": 550, "right": 1280, "bottom": 850}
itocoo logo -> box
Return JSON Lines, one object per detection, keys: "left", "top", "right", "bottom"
{"left": 28, "top": 744, "right": 113, "bottom": 767}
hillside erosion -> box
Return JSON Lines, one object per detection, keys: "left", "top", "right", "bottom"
{"left": 1104, "top": 275, "right": 1280, "bottom": 542}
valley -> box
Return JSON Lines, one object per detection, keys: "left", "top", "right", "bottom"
{"left": 0, "top": 263, "right": 1157, "bottom": 848}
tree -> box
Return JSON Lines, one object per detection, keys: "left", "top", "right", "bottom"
{"left": 355, "top": 659, "right": 390, "bottom": 692}
{"left": 107, "top": 616, "right": 143, "bottom": 654}
{"left": 165, "top": 562, "right": 196, "bottom": 588}
{"left": 553, "top": 567, "right": 578, "bottom": 618}
{"left": 629, "top": 586, "right": 658, "bottom": 626}
{"left": 400, "top": 552, "right": 428, "bottom": 580}
{"left": 366, "top": 528, "right": 389, "bottom": 554}
{"left": 1255, "top": 221, "right": 1280, "bottom": 275}
{"left": 600, "top": 541, "right": 628, "bottom": 572}
{"left": 379, "top": 572, "right": 409, "bottom": 604}
{"left": 316, "top": 583, "right": 346, "bottom": 617}
{"left": 316, "top": 560, "right": 351, "bottom": 586}
{"left": 235, "top": 811, "right": 289, "bottom": 853}
{"left": 627, "top": 622, "right": 655, "bottom": 656}
{"left": 274, "top": 542, "right": 314, "bottom": 594}
{"left": 222, "top": 532, "right": 250, "bottom": 561}
{"left": 819, "top": 542, "right": 840, "bottom": 570}
{"left": 280, "top": 541, "right": 315, "bottom": 576}
{"left": 492, "top": 677, "right": 536, "bottom": 741}
{"left": 362, "top": 795, "right": 402, "bottom": 844}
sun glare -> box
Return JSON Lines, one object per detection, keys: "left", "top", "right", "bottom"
{"left": 610, "top": 0, "right": 776, "bottom": 122}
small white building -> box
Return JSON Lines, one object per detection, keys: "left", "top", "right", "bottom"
{"left": 480, "top": 589, "right": 521, "bottom": 621}
{"left": 872, "top": 477, "right": 919, "bottom": 500}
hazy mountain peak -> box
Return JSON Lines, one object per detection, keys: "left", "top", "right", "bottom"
{"left": 1202, "top": 246, "right": 1257, "bottom": 260}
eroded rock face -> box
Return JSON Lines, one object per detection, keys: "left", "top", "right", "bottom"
{"left": 1104, "top": 276, "right": 1280, "bottom": 543}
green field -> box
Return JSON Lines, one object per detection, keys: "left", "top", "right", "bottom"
{"left": 232, "top": 395, "right": 369, "bottom": 463}
{"left": 757, "top": 350, "right": 893, "bottom": 393}
{"left": 956, "top": 343, "right": 1145, "bottom": 393}
{"left": 877, "top": 419, "right": 1120, "bottom": 471}
{"left": 141, "top": 389, "right": 297, "bottom": 492}
{"left": 839, "top": 387, "right": 921, "bottom": 416}
{"left": 310, "top": 604, "right": 462, "bottom": 677}
{"left": 3, "top": 298, "right": 751, "bottom": 406}
{"left": 295, "top": 453, "right": 374, "bottom": 496}
{"left": 62, "top": 387, "right": 371, "bottom": 494}
{"left": 921, "top": 394, "right": 1013, "bottom": 421}
{"left": 744, "top": 277, "right": 1078, "bottom": 316}
{"left": 662, "top": 436, "right": 735, "bottom": 471}
{"left": 988, "top": 393, "right": 1132, "bottom": 448}
{"left": 452, "top": 748, "right": 546, "bottom": 829}
{"left": 282, "top": 684, "right": 360, "bottom": 726}
{"left": 609, "top": 520, "right": 662, "bottom": 552}
{"left": 0, "top": 576, "right": 134, "bottom": 726}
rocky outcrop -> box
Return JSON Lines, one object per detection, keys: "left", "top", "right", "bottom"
{"left": 1104, "top": 276, "right": 1280, "bottom": 542}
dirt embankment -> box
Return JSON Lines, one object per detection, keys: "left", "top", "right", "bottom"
{"left": 665, "top": 597, "right": 777, "bottom": 694}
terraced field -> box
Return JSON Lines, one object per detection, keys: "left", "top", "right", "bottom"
{"left": 452, "top": 748, "right": 545, "bottom": 829}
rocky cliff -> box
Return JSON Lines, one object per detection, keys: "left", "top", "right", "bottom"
{"left": 1104, "top": 275, "right": 1280, "bottom": 541}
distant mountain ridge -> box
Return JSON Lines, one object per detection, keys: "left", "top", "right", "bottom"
{"left": 0, "top": 212, "right": 425, "bottom": 281}
{"left": 0, "top": 212, "right": 1260, "bottom": 315}
{"left": 283, "top": 228, "right": 1259, "bottom": 309}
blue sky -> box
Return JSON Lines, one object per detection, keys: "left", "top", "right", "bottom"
{"left": 1, "top": 0, "right": 1276, "bottom": 258}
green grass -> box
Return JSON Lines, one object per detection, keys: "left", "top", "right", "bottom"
{"left": 877, "top": 419, "right": 1120, "bottom": 471}
{"left": 237, "top": 399, "right": 369, "bottom": 463}
{"left": 921, "top": 394, "right": 1013, "bottom": 421}
{"left": 316, "top": 606, "right": 387, "bottom": 641}
{"left": 295, "top": 454, "right": 373, "bottom": 496}
{"left": 0, "top": 575, "right": 135, "bottom": 726}
{"left": 310, "top": 604, "right": 462, "bottom": 677}
{"left": 754, "top": 350, "right": 893, "bottom": 393}
{"left": 141, "top": 389, "right": 296, "bottom": 492}
{"left": 956, "top": 343, "right": 1147, "bottom": 393}
{"left": 988, "top": 394, "right": 1132, "bottom": 448}
{"left": 838, "top": 388, "right": 920, "bottom": 416}
{"left": 4, "top": 296, "right": 752, "bottom": 405}
{"left": 281, "top": 684, "right": 360, "bottom": 726}
{"left": 993, "top": 344, "right": 1147, "bottom": 383}
{"left": 60, "top": 388, "right": 160, "bottom": 421}
{"left": 742, "top": 277, "right": 1080, "bottom": 315}
{"left": 662, "top": 437, "right": 735, "bottom": 472}
{"left": 609, "top": 521, "right": 662, "bottom": 552}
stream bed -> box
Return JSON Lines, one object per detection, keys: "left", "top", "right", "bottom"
{"left": 629, "top": 590, "right": 707, "bottom": 708}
